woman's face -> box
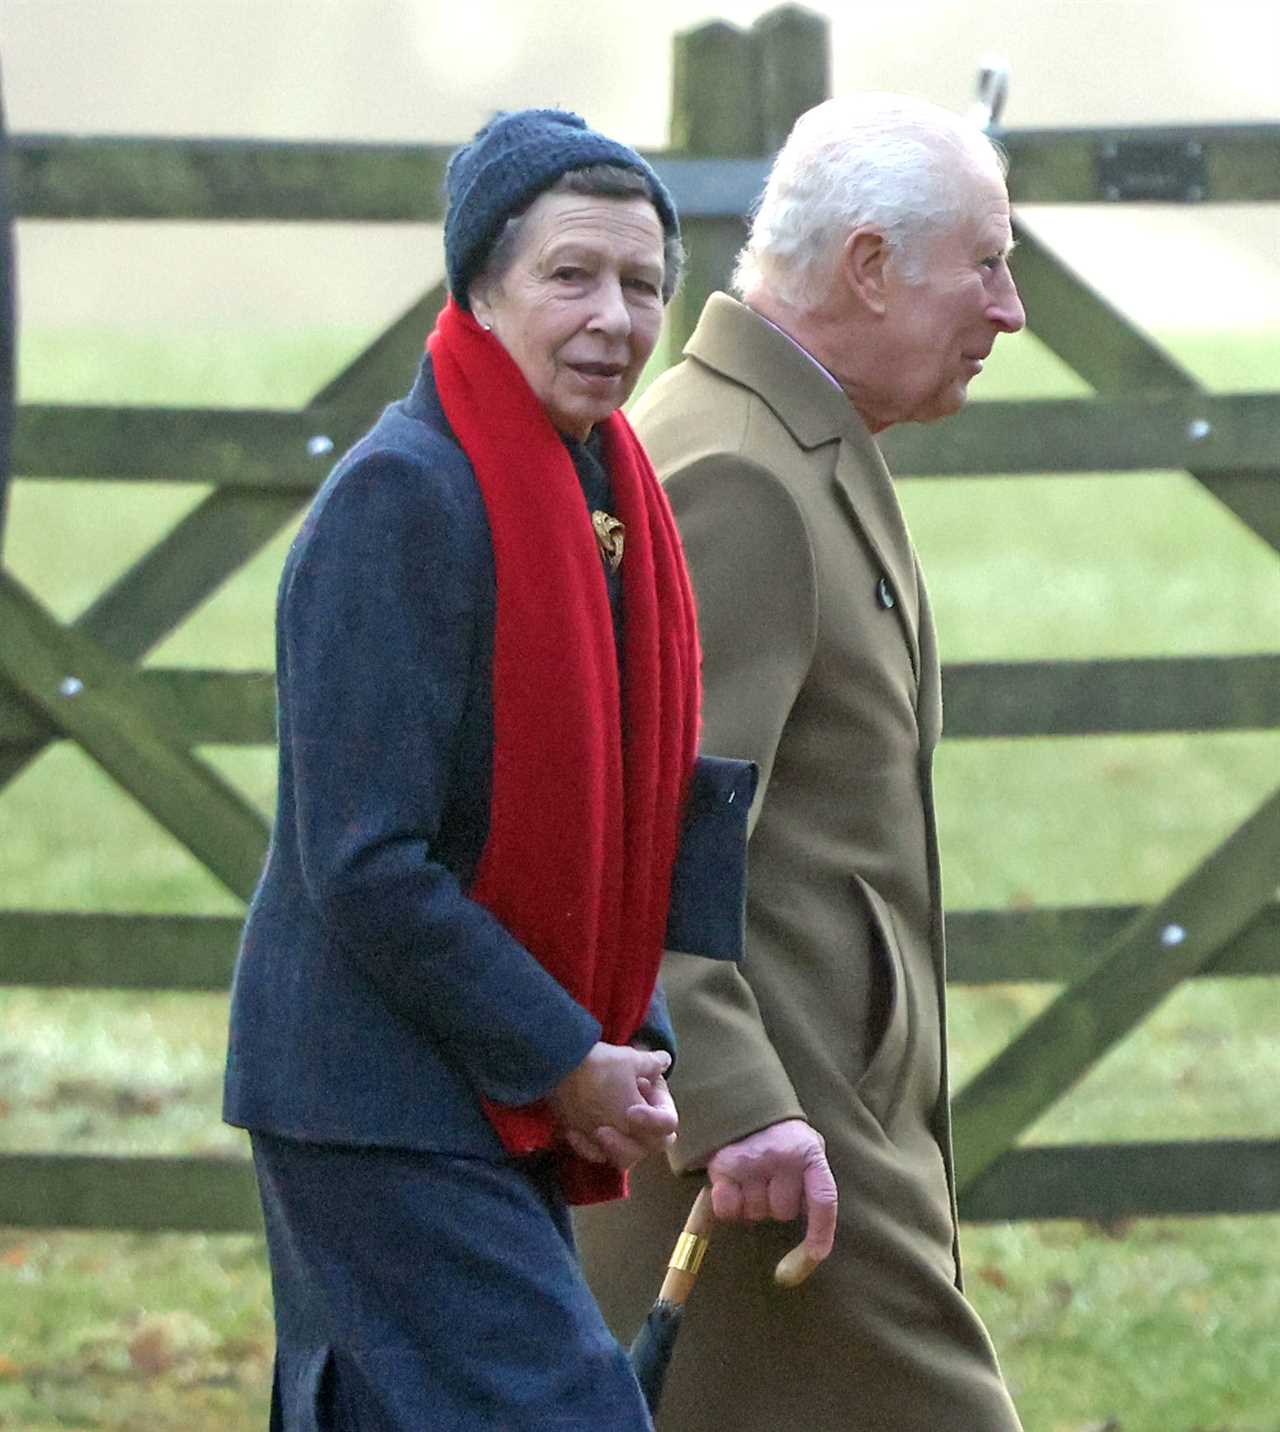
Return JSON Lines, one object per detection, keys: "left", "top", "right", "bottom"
{"left": 470, "top": 191, "right": 667, "bottom": 440}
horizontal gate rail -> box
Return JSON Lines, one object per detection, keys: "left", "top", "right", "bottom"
{"left": 0, "top": 1154, "right": 262, "bottom": 1233}
{"left": 0, "top": 570, "right": 268, "bottom": 899}
{"left": 13, "top": 123, "right": 1280, "bottom": 220}
{"left": 3, "top": 1139, "right": 1274, "bottom": 1232}
{"left": 4, "top": 654, "right": 1275, "bottom": 752}
{"left": 940, "top": 655, "right": 1280, "bottom": 737}
{"left": 959, "top": 1139, "right": 1280, "bottom": 1222}
{"left": 4, "top": 902, "right": 1276, "bottom": 991}
{"left": 952, "top": 786, "right": 1280, "bottom": 1192}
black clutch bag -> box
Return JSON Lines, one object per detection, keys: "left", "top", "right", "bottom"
{"left": 663, "top": 754, "right": 758, "bottom": 962}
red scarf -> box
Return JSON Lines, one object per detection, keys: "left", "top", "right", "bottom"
{"left": 428, "top": 298, "right": 700, "bottom": 1204}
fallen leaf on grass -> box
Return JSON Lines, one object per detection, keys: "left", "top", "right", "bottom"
{"left": 976, "top": 1264, "right": 1010, "bottom": 1291}
{"left": 123, "top": 1311, "right": 217, "bottom": 1380}
{"left": 128, "top": 1322, "right": 178, "bottom": 1377}
{"left": 0, "top": 1244, "right": 30, "bottom": 1268}
{"left": 0, "top": 1352, "right": 23, "bottom": 1378}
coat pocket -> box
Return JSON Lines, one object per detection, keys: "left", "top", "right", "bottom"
{"left": 848, "top": 872, "right": 912, "bottom": 1131}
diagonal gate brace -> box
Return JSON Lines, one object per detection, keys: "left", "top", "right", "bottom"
{"left": 952, "top": 781, "right": 1280, "bottom": 1192}
{"left": 0, "top": 569, "right": 268, "bottom": 901}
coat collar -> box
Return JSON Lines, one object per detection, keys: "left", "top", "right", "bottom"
{"left": 685, "top": 294, "right": 922, "bottom": 680}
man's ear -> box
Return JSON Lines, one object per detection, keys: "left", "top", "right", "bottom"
{"left": 840, "top": 228, "right": 890, "bottom": 316}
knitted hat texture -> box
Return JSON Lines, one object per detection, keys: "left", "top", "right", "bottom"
{"left": 444, "top": 108, "right": 678, "bottom": 309}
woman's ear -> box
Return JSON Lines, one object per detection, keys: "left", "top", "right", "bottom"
{"left": 839, "top": 227, "right": 890, "bottom": 317}
{"left": 468, "top": 282, "right": 496, "bottom": 329}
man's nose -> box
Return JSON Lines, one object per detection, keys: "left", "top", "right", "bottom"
{"left": 991, "top": 268, "right": 1026, "bottom": 334}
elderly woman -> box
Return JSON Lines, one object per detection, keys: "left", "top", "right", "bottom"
{"left": 224, "top": 109, "right": 699, "bottom": 1430}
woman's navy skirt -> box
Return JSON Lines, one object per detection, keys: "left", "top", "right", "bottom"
{"left": 252, "top": 1133, "right": 653, "bottom": 1431}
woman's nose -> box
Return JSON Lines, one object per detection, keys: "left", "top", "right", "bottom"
{"left": 589, "top": 278, "right": 632, "bottom": 336}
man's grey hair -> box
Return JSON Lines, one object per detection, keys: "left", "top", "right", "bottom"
{"left": 733, "top": 94, "right": 1008, "bottom": 309}
{"left": 473, "top": 164, "right": 685, "bottom": 305}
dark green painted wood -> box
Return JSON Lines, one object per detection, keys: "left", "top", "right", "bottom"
{"left": 941, "top": 655, "right": 1280, "bottom": 737}
{"left": 667, "top": 21, "right": 763, "bottom": 350}
{"left": 22, "top": 392, "right": 1279, "bottom": 487}
{"left": 12, "top": 134, "right": 451, "bottom": 221}
{"left": 960, "top": 1139, "right": 1280, "bottom": 1222}
{"left": 144, "top": 668, "right": 277, "bottom": 745}
{"left": 0, "top": 1153, "right": 261, "bottom": 1232}
{"left": 3, "top": 903, "right": 1272, "bottom": 992}
{"left": 0, "top": 571, "right": 267, "bottom": 900}
{"left": 945, "top": 903, "right": 1279, "bottom": 984}
{"left": 0, "top": 911, "right": 241, "bottom": 989}
{"left": 14, "top": 403, "right": 364, "bottom": 487}
{"left": 14, "top": 125, "right": 1279, "bottom": 222}
{"left": 1010, "top": 223, "right": 1197, "bottom": 395}
{"left": 1010, "top": 223, "right": 1280, "bottom": 557}
{"left": 752, "top": 5, "right": 830, "bottom": 153}
{"left": 669, "top": 22, "right": 762, "bottom": 157}
{"left": 1196, "top": 471, "right": 1280, "bottom": 556}
{"left": 881, "top": 391, "right": 1280, "bottom": 476}
{"left": 310, "top": 281, "right": 448, "bottom": 410}
{"left": 9, "top": 652, "right": 1276, "bottom": 751}
{"left": 998, "top": 124, "right": 1280, "bottom": 204}
{"left": 0, "top": 59, "right": 14, "bottom": 558}
{"left": 0, "top": 666, "right": 276, "bottom": 748}
{"left": 0, "top": 488, "right": 305, "bottom": 794}
{"left": 952, "top": 785, "right": 1280, "bottom": 1192}
{"left": 2, "top": 1139, "right": 1273, "bottom": 1232}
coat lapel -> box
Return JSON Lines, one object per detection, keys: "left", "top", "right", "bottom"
{"left": 830, "top": 437, "right": 921, "bottom": 684}
{"left": 686, "top": 294, "right": 923, "bottom": 685}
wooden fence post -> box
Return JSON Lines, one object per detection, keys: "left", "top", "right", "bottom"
{"left": 666, "top": 6, "right": 830, "bottom": 350}
{"left": 0, "top": 54, "right": 14, "bottom": 555}
{"left": 667, "top": 21, "right": 759, "bottom": 350}
{"left": 752, "top": 4, "right": 831, "bottom": 154}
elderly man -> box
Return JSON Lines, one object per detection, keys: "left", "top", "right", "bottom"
{"left": 576, "top": 95, "right": 1026, "bottom": 1429}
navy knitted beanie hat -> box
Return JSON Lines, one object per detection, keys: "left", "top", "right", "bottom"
{"left": 444, "top": 108, "right": 679, "bottom": 310}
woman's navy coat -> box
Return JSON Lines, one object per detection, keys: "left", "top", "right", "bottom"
{"left": 223, "top": 356, "right": 672, "bottom": 1157}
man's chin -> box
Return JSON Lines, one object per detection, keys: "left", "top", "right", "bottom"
{"left": 912, "top": 387, "right": 969, "bottom": 425}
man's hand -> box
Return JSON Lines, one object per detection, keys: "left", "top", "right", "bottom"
{"left": 550, "top": 1043, "right": 678, "bottom": 1171}
{"left": 705, "top": 1118, "right": 838, "bottom": 1267}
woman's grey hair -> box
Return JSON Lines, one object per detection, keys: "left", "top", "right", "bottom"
{"left": 733, "top": 95, "right": 1008, "bottom": 309}
{"left": 471, "top": 164, "right": 685, "bottom": 304}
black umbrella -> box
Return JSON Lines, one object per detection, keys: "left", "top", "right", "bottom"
{"left": 629, "top": 1185, "right": 819, "bottom": 1418}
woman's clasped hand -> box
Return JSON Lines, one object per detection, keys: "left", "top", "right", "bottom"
{"left": 552, "top": 1042, "right": 679, "bottom": 1170}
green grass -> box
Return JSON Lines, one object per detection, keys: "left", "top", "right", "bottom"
{"left": 2, "top": 320, "right": 1279, "bottom": 1430}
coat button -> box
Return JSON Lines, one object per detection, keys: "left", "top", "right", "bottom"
{"left": 876, "top": 576, "right": 896, "bottom": 610}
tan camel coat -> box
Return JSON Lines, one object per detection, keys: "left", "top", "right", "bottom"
{"left": 576, "top": 295, "right": 1022, "bottom": 1431}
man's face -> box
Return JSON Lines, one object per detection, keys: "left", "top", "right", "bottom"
{"left": 859, "top": 162, "right": 1024, "bottom": 431}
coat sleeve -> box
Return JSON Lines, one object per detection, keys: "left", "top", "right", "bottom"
{"left": 281, "top": 447, "right": 601, "bottom": 1108}
{"left": 660, "top": 452, "right": 818, "bottom": 1172}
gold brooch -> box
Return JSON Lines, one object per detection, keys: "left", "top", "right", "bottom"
{"left": 591, "top": 510, "right": 625, "bottom": 572}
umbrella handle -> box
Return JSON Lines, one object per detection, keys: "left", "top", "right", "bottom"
{"left": 773, "top": 1242, "right": 819, "bottom": 1288}
{"left": 657, "top": 1185, "right": 715, "bottom": 1305}
{"left": 659, "top": 1185, "right": 819, "bottom": 1303}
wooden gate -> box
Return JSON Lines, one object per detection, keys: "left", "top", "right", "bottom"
{"left": 1, "top": 5, "right": 1277, "bottom": 1231}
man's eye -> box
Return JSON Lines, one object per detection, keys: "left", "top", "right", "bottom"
{"left": 553, "top": 266, "right": 585, "bottom": 281}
